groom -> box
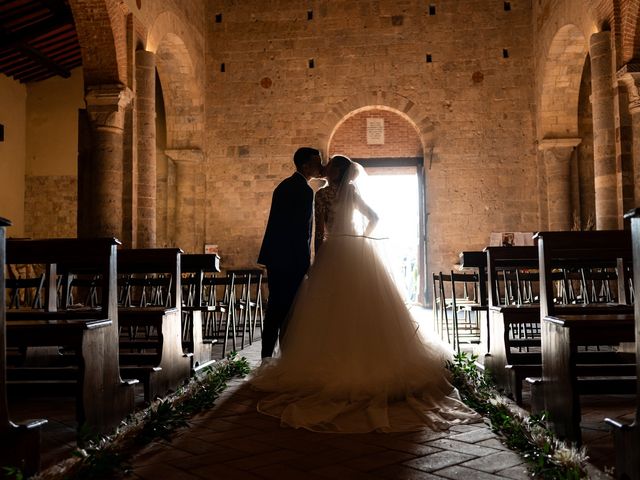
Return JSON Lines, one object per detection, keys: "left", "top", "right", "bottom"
{"left": 258, "top": 147, "right": 323, "bottom": 358}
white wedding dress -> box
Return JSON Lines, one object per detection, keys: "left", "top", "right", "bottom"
{"left": 250, "top": 163, "right": 480, "bottom": 433}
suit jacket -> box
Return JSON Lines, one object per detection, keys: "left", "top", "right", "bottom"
{"left": 258, "top": 172, "right": 313, "bottom": 272}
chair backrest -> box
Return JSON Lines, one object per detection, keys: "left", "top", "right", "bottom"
{"left": 485, "top": 246, "right": 538, "bottom": 307}
{"left": 448, "top": 271, "right": 480, "bottom": 306}
{"left": 117, "top": 248, "right": 183, "bottom": 308}
{"left": 535, "top": 230, "right": 633, "bottom": 319}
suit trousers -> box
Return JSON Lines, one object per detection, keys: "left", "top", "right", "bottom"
{"left": 261, "top": 265, "right": 307, "bottom": 358}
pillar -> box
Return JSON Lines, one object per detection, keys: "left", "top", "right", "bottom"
{"left": 539, "top": 138, "right": 581, "bottom": 231}
{"left": 165, "top": 149, "right": 203, "bottom": 252}
{"left": 83, "top": 85, "right": 134, "bottom": 239}
{"left": 589, "top": 32, "right": 619, "bottom": 229}
{"left": 618, "top": 68, "right": 640, "bottom": 209}
{"left": 136, "top": 50, "right": 157, "bottom": 248}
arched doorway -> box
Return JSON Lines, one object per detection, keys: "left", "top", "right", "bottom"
{"left": 328, "top": 107, "right": 427, "bottom": 304}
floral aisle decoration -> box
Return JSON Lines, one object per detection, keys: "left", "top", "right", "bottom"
{"left": 29, "top": 353, "right": 251, "bottom": 480}
{"left": 448, "top": 352, "right": 589, "bottom": 480}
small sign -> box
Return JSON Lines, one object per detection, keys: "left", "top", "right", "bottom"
{"left": 366, "top": 118, "right": 384, "bottom": 145}
{"left": 204, "top": 244, "right": 218, "bottom": 254}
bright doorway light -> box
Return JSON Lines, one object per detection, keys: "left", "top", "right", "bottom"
{"left": 366, "top": 173, "right": 420, "bottom": 303}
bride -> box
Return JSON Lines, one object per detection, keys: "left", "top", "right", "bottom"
{"left": 250, "top": 155, "right": 480, "bottom": 433}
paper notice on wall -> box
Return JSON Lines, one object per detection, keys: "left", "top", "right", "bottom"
{"left": 489, "top": 232, "right": 535, "bottom": 246}
{"left": 366, "top": 118, "right": 385, "bottom": 145}
{"left": 204, "top": 244, "right": 219, "bottom": 254}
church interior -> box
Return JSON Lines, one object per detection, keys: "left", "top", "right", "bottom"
{"left": 2, "top": 0, "right": 640, "bottom": 478}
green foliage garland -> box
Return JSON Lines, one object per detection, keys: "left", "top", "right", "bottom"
{"left": 447, "top": 352, "right": 588, "bottom": 480}
{"left": 30, "top": 353, "right": 251, "bottom": 480}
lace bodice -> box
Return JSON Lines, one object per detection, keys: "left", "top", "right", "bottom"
{"left": 314, "top": 183, "right": 339, "bottom": 246}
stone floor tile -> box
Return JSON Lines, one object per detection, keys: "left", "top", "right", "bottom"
{"left": 319, "top": 435, "right": 388, "bottom": 455}
{"left": 449, "top": 427, "right": 498, "bottom": 443}
{"left": 341, "top": 449, "right": 417, "bottom": 471}
{"left": 403, "top": 450, "right": 475, "bottom": 472}
{"left": 222, "top": 449, "right": 302, "bottom": 470}
{"left": 435, "top": 464, "right": 511, "bottom": 480}
{"left": 311, "top": 464, "right": 386, "bottom": 479}
{"left": 448, "top": 422, "right": 487, "bottom": 432}
{"left": 285, "top": 447, "right": 370, "bottom": 471}
{"left": 475, "top": 438, "right": 510, "bottom": 451}
{"left": 190, "top": 426, "right": 263, "bottom": 443}
{"left": 252, "top": 463, "right": 330, "bottom": 480}
{"left": 166, "top": 447, "right": 250, "bottom": 470}
{"left": 425, "top": 438, "right": 499, "bottom": 457}
{"left": 372, "top": 464, "right": 445, "bottom": 480}
{"left": 496, "top": 463, "right": 532, "bottom": 480}
{"left": 133, "top": 462, "right": 203, "bottom": 480}
{"left": 212, "top": 435, "right": 281, "bottom": 454}
{"left": 130, "top": 441, "right": 195, "bottom": 466}
{"left": 189, "top": 463, "right": 265, "bottom": 480}
{"left": 359, "top": 435, "right": 442, "bottom": 456}
{"left": 460, "top": 450, "right": 525, "bottom": 473}
{"left": 398, "top": 429, "right": 450, "bottom": 443}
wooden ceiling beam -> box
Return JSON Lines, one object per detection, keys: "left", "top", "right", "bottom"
{"left": 0, "top": 14, "right": 74, "bottom": 51}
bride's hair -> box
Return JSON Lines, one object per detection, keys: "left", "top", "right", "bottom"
{"left": 330, "top": 155, "right": 353, "bottom": 185}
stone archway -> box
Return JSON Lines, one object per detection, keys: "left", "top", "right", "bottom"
{"left": 68, "top": 0, "right": 126, "bottom": 85}
{"left": 147, "top": 14, "right": 205, "bottom": 252}
{"left": 539, "top": 25, "right": 589, "bottom": 231}
{"left": 317, "top": 91, "right": 435, "bottom": 156}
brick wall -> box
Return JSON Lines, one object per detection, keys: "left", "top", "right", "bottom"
{"left": 329, "top": 109, "right": 422, "bottom": 159}
{"left": 204, "top": 0, "right": 539, "bottom": 275}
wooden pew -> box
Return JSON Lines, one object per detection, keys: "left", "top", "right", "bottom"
{"left": 180, "top": 254, "right": 220, "bottom": 373}
{"left": 484, "top": 246, "right": 540, "bottom": 403}
{"left": 0, "top": 218, "right": 47, "bottom": 476}
{"left": 117, "top": 248, "right": 191, "bottom": 402}
{"left": 606, "top": 209, "right": 640, "bottom": 480}
{"left": 5, "top": 237, "right": 137, "bottom": 436}
{"left": 536, "top": 230, "right": 635, "bottom": 444}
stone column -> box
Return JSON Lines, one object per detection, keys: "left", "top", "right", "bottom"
{"left": 589, "top": 32, "right": 619, "bottom": 230}
{"left": 539, "top": 138, "right": 581, "bottom": 231}
{"left": 83, "top": 85, "right": 134, "bottom": 239}
{"left": 618, "top": 68, "right": 640, "bottom": 209}
{"left": 165, "top": 149, "right": 203, "bottom": 252}
{"left": 135, "top": 50, "right": 157, "bottom": 248}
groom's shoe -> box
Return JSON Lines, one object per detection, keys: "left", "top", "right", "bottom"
{"left": 260, "top": 356, "right": 274, "bottom": 367}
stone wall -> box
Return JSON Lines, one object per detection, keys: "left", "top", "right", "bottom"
{"left": 204, "top": 0, "right": 539, "bottom": 277}
{"left": 24, "top": 176, "right": 77, "bottom": 239}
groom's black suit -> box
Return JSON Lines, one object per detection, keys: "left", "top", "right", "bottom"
{"left": 258, "top": 171, "right": 313, "bottom": 358}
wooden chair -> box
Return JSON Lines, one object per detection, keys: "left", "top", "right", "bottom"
{"left": 227, "top": 268, "right": 265, "bottom": 350}
{"left": 6, "top": 274, "right": 45, "bottom": 309}
{"left": 440, "top": 271, "right": 482, "bottom": 352}
{"left": 203, "top": 273, "right": 237, "bottom": 358}
{"left": 180, "top": 254, "right": 220, "bottom": 373}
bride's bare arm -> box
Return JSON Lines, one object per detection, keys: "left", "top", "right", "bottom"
{"left": 354, "top": 190, "right": 379, "bottom": 236}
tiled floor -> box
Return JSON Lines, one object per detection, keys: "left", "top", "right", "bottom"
{"left": 8, "top": 307, "right": 633, "bottom": 478}
{"left": 125, "top": 338, "right": 534, "bottom": 480}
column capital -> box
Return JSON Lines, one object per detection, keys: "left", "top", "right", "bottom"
{"left": 538, "top": 138, "right": 582, "bottom": 151}
{"left": 616, "top": 65, "right": 640, "bottom": 114}
{"left": 85, "top": 84, "right": 134, "bottom": 130}
{"left": 165, "top": 148, "right": 204, "bottom": 165}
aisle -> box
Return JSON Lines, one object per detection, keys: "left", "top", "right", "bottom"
{"left": 125, "top": 336, "right": 532, "bottom": 480}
